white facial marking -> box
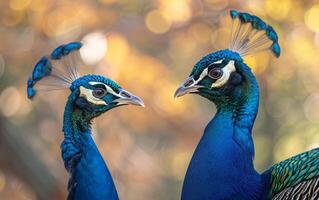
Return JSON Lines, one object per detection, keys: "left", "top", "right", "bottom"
{"left": 88, "top": 81, "right": 135, "bottom": 104}
{"left": 213, "top": 60, "right": 223, "bottom": 64}
{"left": 190, "top": 60, "right": 224, "bottom": 86}
{"left": 184, "top": 67, "right": 208, "bottom": 88}
{"left": 89, "top": 81, "right": 119, "bottom": 96}
{"left": 79, "top": 86, "right": 107, "bottom": 105}
{"left": 211, "top": 60, "right": 236, "bottom": 88}
{"left": 197, "top": 68, "right": 208, "bottom": 83}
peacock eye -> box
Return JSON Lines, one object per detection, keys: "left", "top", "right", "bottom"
{"left": 92, "top": 88, "right": 107, "bottom": 98}
{"left": 208, "top": 68, "right": 223, "bottom": 79}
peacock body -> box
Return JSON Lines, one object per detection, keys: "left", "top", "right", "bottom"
{"left": 175, "top": 10, "right": 319, "bottom": 200}
{"left": 28, "top": 42, "right": 144, "bottom": 200}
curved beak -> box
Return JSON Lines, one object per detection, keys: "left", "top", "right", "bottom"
{"left": 114, "top": 89, "right": 145, "bottom": 107}
{"left": 174, "top": 77, "right": 202, "bottom": 98}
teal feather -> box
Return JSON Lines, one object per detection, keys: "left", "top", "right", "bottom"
{"left": 229, "top": 10, "right": 281, "bottom": 57}
{"left": 177, "top": 9, "right": 319, "bottom": 200}
{"left": 27, "top": 42, "right": 144, "bottom": 199}
{"left": 266, "top": 148, "right": 319, "bottom": 198}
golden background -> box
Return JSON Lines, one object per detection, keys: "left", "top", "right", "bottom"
{"left": 0, "top": 0, "right": 318, "bottom": 199}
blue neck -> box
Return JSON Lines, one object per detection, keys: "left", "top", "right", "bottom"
{"left": 231, "top": 67, "right": 259, "bottom": 158}
{"left": 182, "top": 69, "right": 267, "bottom": 200}
{"left": 61, "top": 92, "right": 118, "bottom": 200}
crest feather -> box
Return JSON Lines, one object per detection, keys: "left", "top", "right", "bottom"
{"left": 229, "top": 10, "right": 280, "bottom": 58}
{"left": 27, "top": 42, "right": 83, "bottom": 99}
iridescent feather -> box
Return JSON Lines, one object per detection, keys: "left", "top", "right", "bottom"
{"left": 229, "top": 10, "right": 280, "bottom": 58}
{"left": 266, "top": 148, "right": 319, "bottom": 199}
{"left": 27, "top": 42, "right": 83, "bottom": 99}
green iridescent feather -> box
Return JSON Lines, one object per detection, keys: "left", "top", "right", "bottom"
{"left": 267, "top": 148, "right": 319, "bottom": 198}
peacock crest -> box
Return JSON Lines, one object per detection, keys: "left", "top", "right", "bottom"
{"left": 228, "top": 10, "right": 280, "bottom": 58}
{"left": 27, "top": 42, "right": 83, "bottom": 99}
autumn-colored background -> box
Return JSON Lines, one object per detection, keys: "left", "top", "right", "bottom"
{"left": 0, "top": 0, "right": 318, "bottom": 199}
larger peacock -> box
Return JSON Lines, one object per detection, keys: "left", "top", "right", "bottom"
{"left": 27, "top": 42, "right": 144, "bottom": 200}
{"left": 175, "top": 10, "right": 319, "bottom": 200}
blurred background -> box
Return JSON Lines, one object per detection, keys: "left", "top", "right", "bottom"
{"left": 0, "top": 0, "right": 319, "bottom": 199}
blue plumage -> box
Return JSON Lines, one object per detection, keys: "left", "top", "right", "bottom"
{"left": 28, "top": 42, "right": 144, "bottom": 199}
{"left": 176, "top": 10, "right": 319, "bottom": 200}
{"left": 174, "top": 10, "right": 285, "bottom": 200}
{"left": 27, "top": 56, "right": 52, "bottom": 99}
{"left": 229, "top": 10, "right": 280, "bottom": 57}
{"left": 62, "top": 88, "right": 119, "bottom": 200}
{"left": 178, "top": 50, "right": 263, "bottom": 199}
{"left": 51, "top": 42, "right": 82, "bottom": 60}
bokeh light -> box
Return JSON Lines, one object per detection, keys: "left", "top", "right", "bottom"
{"left": 305, "top": 5, "right": 319, "bottom": 33}
{"left": 0, "top": 87, "right": 21, "bottom": 117}
{"left": 145, "top": 10, "right": 171, "bottom": 34}
{"left": 80, "top": 31, "right": 108, "bottom": 65}
{"left": 158, "top": 0, "right": 192, "bottom": 24}
{"left": 265, "top": 0, "right": 291, "bottom": 20}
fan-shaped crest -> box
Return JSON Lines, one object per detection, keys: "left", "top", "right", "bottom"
{"left": 27, "top": 42, "right": 83, "bottom": 99}
{"left": 228, "top": 10, "right": 280, "bottom": 57}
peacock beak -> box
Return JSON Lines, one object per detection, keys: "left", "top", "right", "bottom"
{"left": 114, "top": 89, "right": 145, "bottom": 107}
{"left": 127, "top": 95, "right": 145, "bottom": 107}
{"left": 174, "top": 77, "right": 202, "bottom": 98}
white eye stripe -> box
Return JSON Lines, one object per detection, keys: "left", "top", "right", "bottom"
{"left": 196, "top": 68, "right": 208, "bottom": 83}
{"left": 211, "top": 60, "right": 236, "bottom": 88}
{"left": 79, "top": 86, "right": 107, "bottom": 105}
{"left": 185, "top": 68, "right": 208, "bottom": 88}
{"left": 194, "top": 60, "right": 224, "bottom": 83}
{"left": 213, "top": 59, "right": 223, "bottom": 64}
{"left": 88, "top": 81, "right": 119, "bottom": 96}
{"left": 187, "top": 60, "right": 235, "bottom": 89}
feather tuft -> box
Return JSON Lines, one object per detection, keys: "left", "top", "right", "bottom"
{"left": 229, "top": 10, "right": 280, "bottom": 58}
{"left": 27, "top": 42, "right": 83, "bottom": 99}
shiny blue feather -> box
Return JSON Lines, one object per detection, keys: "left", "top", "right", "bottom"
{"left": 27, "top": 42, "right": 83, "bottom": 99}
{"left": 229, "top": 10, "right": 281, "bottom": 57}
{"left": 51, "top": 42, "right": 82, "bottom": 60}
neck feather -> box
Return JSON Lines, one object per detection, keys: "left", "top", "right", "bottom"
{"left": 61, "top": 92, "right": 119, "bottom": 200}
{"left": 214, "top": 66, "right": 259, "bottom": 158}
{"left": 232, "top": 67, "right": 259, "bottom": 157}
{"left": 63, "top": 92, "right": 91, "bottom": 140}
{"left": 61, "top": 91, "right": 92, "bottom": 169}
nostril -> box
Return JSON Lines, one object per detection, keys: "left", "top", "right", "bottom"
{"left": 121, "top": 91, "right": 131, "bottom": 98}
{"left": 184, "top": 79, "right": 194, "bottom": 87}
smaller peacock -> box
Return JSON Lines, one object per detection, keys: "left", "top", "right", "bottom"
{"left": 175, "top": 10, "right": 319, "bottom": 200}
{"left": 27, "top": 42, "right": 144, "bottom": 200}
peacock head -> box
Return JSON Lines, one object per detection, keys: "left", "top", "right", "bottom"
{"left": 27, "top": 42, "right": 144, "bottom": 121}
{"left": 175, "top": 50, "right": 246, "bottom": 104}
{"left": 175, "top": 10, "right": 280, "bottom": 106}
{"left": 69, "top": 74, "right": 144, "bottom": 118}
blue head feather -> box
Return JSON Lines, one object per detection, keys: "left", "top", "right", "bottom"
{"left": 27, "top": 56, "right": 52, "bottom": 99}
{"left": 70, "top": 74, "right": 121, "bottom": 93}
{"left": 191, "top": 49, "right": 242, "bottom": 78}
{"left": 27, "top": 41, "right": 143, "bottom": 112}
{"left": 51, "top": 42, "right": 82, "bottom": 60}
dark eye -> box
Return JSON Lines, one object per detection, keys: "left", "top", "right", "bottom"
{"left": 92, "top": 88, "right": 107, "bottom": 98}
{"left": 208, "top": 68, "right": 223, "bottom": 79}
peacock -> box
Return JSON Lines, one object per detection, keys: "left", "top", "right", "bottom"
{"left": 27, "top": 42, "right": 144, "bottom": 200}
{"left": 175, "top": 10, "right": 319, "bottom": 200}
